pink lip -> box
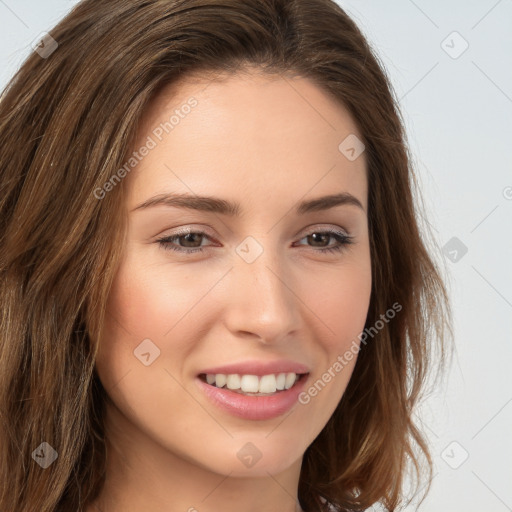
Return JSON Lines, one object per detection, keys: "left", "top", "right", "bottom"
{"left": 198, "top": 359, "right": 310, "bottom": 377}
{"left": 195, "top": 373, "right": 309, "bottom": 421}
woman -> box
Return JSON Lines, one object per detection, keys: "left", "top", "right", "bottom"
{"left": 0, "top": 1, "right": 453, "bottom": 511}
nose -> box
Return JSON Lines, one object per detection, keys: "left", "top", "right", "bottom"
{"left": 222, "top": 246, "right": 302, "bottom": 345}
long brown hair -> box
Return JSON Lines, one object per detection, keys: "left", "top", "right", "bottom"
{"left": 0, "top": 1, "right": 453, "bottom": 510}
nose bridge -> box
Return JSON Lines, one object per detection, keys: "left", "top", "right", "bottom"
{"left": 225, "top": 241, "right": 300, "bottom": 342}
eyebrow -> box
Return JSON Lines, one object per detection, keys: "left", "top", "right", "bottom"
{"left": 131, "top": 191, "right": 365, "bottom": 215}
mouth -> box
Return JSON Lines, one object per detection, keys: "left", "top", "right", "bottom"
{"left": 198, "top": 372, "right": 309, "bottom": 396}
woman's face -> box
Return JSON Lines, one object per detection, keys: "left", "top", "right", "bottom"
{"left": 95, "top": 70, "right": 372, "bottom": 479}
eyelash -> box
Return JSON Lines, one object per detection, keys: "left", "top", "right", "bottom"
{"left": 156, "top": 228, "right": 354, "bottom": 255}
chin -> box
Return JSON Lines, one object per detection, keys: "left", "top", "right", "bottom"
{"left": 180, "top": 436, "right": 306, "bottom": 478}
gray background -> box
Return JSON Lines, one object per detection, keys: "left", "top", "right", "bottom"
{"left": 1, "top": 1, "right": 511, "bottom": 510}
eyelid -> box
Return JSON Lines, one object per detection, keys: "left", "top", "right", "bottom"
{"left": 300, "top": 224, "right": 349, "bottom": 237}
{"left": 158, "top": 223, "right": 350, "bottom": 242}
{"left": 158, "top": 224, "right": 216, "bottom": 239}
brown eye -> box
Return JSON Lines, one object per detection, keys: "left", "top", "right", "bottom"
{"left": 157, "top": 230, "right": 213, "bottom": 253}
{"left": 295, "top": 230, "right": 354, "bottom": 254}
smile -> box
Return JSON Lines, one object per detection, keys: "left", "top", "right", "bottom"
{"left": 196, "top": 372, "right": 310, "bottom": 420}
{"left": 199, "top": 372, "right": 304, "bottom": 395}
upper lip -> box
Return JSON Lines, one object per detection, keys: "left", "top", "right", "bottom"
{"left": 198, "top": 359, "right": 310, "bottom": 377}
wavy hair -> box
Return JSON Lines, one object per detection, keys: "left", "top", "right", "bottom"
{"left": 0, "top": 0, "right": 453, "bottom": 510}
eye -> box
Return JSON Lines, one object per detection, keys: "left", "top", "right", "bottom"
{"left": 156, "top": 229, "right": 213, "bottom": 254}
{"left": 294, "top": 229, "right": 354, "bottom": 254}
{"left": 156, "top": 227, "right": 354, "bottom": 254}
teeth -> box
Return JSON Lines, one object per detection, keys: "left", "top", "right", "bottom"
{"left": 276, "top": 373, "right": 286, "bottom": 390}
{"left": 259, "top": 374, "right": 277, "bottom": 393}
{"left": 226, "top": 374, "right": 241, "bottom": 390}
{"left": 215, "top": 374, "right": 226, "bottom": 388}
{"left": 240, "top": 375, "right": 259, "bottom": 392}
{"left": 204, "top": 372, "right": 300, "bottom": 393}
{"left": 284, "top": 372, "right": 296, "bottom": 390}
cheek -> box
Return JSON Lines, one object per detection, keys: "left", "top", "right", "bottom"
{"left": 304, "top": 258, "right": 372, "bottom": 348}
{"left": 95, "top": 257, "right": 169, "bottom": 387}
{"left": 95, "top": 251, "right": 216, "bottom": 386}
{"left": 102, "top": 252, "right": 206, "bottom": 338}
{"left": 296, "top": 259, "right": 371, "bottom": 417}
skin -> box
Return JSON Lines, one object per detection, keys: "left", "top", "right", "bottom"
{"left": 87, "top": 68, "right": 372, "bottom": 512}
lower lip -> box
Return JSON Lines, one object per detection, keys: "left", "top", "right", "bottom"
{"left": 195, "top": 374, "right": 309, "bottom": 421}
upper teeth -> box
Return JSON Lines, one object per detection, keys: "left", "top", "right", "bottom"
{"left": 205, "top": 373, "right": 299, "bottom": 393}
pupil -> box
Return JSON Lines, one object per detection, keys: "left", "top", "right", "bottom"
{"left": 309, "top": 233, "right": 328, "bottom": 246}
{"left": 182, "top": 233, "right": 201, "bottom": 247}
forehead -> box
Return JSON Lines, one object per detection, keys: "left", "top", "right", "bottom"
{"left": 127, "top": 70, "right": 367, "bottom": 213}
